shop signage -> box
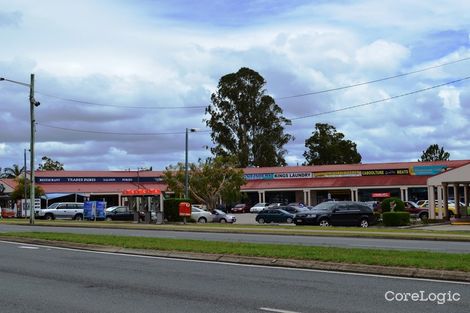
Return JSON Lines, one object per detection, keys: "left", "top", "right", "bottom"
{"left": 410, "top": 165, "right": 447, "bottom": 176}
{"left": 314, "top": 171, "right": 361, "bottom": 178}
{"left": 371, "top": 192, "right": 391, "bottom": 198}
{"left": 122, "top": 189, "right": 161, "bottom": 196}
{"left": 36, "top": 177, "right": 164, "bottom": 183}
{"left": 244, "top": 172, "right": 312, "bottom": 180}
{"left": 361, "top": 169, "right": 409, "bottom": 176}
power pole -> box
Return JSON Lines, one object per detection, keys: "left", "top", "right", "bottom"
{"left": 24, "top": 148, "right": 27, "bottom": 218}
{"left": 29, "top": 74, "right": 40, "bottom": 225}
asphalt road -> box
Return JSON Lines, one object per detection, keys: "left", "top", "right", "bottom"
{"left": 0, "top": 240, "right": 468, "bottom": 313}
{"left": 1, "top": 224, "right": 470, "bottom": 253}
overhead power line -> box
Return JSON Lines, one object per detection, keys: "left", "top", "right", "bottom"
{"left": 37, "top": 75, "right": 469, "bottom": 135}
{"left": 37, "top": 123, "right": 210, "bottom": 136}
{"left": 277, "top": 56, "right": 470, "bottom": 100}
{"left": 37, "top": 92, "right": 206, "bottom": 109}
{"left": 289, "top": 76, "right": 470, "bottom": 121}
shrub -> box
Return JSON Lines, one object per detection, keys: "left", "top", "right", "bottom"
{"left": 380, "top": 197, "right": 405, "bottom": 212}
{"left": 164, "top": 198, "right": 191, "bottom": 222}
{"left": 382, "top": 212, "right": 410, "bottom": 226}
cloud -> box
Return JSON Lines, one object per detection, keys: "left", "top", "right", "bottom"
{"left": 1, "top": 0, "right": 470, "bottom": 171}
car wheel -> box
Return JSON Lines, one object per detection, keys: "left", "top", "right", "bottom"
{"left": 448, "top": 211, "right": 455, "bottom": 218}
{"left": 105, "top": 217, "right": 112, "bottom": 222}
{"left": 319, "top": 218, "right": 330, "bottom": 227}
{"left": 286, "top": 217, "right": 293, "bottom": 224}
{"left": 198, "top": 217, "right": 207, "bottom": 223}
{"left": 258, "top": 218, "right": 265, "bottom": 224}
{"left": 419, "top": 212, "right": 428, "bottom": 221}
{"left": 220, "top": 218, "right": 227, "bottom": 223}
{"left": 74, "top": 214, "right": 83, "bottom": 221}
{"left": 45, "top": 213, "right": 54, "bottom": 221}
{"left": 360, "top": 218, "right": 369, "bottom": 228}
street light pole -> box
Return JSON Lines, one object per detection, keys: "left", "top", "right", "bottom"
{"left": 0, "top": 75, "right": 39, "bottom": 224}
{"left": 29, "top": 74, "right": 37, "bottom": 225}
{"left": 184, "top": 128, "right": 197, "bottom": 199}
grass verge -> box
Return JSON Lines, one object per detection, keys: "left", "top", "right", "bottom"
{"left": 2, "top": 219, "right": 470, "bottom": 241}
{"left": 2, "top": 231, "right": 470, "bottom": 272}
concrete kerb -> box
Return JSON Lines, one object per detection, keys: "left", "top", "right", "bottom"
{"left": 2, "top": 236, "right": 469, "bottom": 283}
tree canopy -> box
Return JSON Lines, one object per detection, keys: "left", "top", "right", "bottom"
{"left": 1, "top": 164, "right": 25, "bottom": 178}
{"left": 419, "top": 144, "right": 450, "bottom": 162}
{"left": 10, "top": 177, "right": 45, "bottom": 201}
{"left": 38, "top": 156, "right": 64, "bottom": 171}
{"left": 163, "top": 156, "right": 245, "bottom": 211}
{"left": 205, "top": 67, "right": 293, "bottom": 168}
{"left": 303, "top": 123, "right": 362, "bottom": 165}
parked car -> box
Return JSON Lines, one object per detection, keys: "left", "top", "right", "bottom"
{"left": 294, "top": 201, "right": 376, "bottom": 227}
{"left": 191, "top": 206, "right": 213, "bottom": 223}
{"left": 255, "top": 209, "right": 295, "bottom": 224}
{"left": 231, "top": 203, "right": 250, "bottom": 213}
{"left": 278, "top": 205, "right": 310, "bottom": 215}
{"left": 1, "top": 207, "right": 16, "bottom": 218}
{"left": 404, "top": 201, "right": 429, "bottom": 220}
{"left": 35, "top": 202, "right": 84, "bottom": 220}
{"left": 250, "top": 203, "right": 267, "bottom": 213}
{"left": 105, "top": 206, "right": 137, "bottom": 221}
{"left": 416, "top": 199, "right": 468, "bottom": 217}
{"left": 211, "top": 209, "right": 236, "bottom": 223}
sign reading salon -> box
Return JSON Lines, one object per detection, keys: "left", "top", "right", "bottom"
{"left": 36, "top": 177, "right": 164, "bottom": 183}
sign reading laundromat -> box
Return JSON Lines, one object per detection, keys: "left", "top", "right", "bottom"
{"left": 244, "top": 172, "right": 312, "bottom": 180}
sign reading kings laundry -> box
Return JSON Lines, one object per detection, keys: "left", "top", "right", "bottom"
{"left": 244, "top": 172, "right": 312, "bottom": 180}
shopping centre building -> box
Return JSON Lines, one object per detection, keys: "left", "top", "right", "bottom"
{"left": 1, "top": 160, "right": 469, "bottom": 218}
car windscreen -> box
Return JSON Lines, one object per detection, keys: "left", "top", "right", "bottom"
{"left": 311, "top": 202, "right": 335, "bottom": 211}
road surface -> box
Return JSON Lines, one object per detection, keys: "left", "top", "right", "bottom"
{"left": 0, "top": 240, "right": 468, "bottom": 313}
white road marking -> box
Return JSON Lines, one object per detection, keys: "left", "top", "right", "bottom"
{"left": 1, "top": 239, "right": 469, "bottom": 285}
{"left": 18, "top": 246, "right": 39, "bottom": 250}
{"left": 259, "top": 307, "right": 301, "bottom": 313}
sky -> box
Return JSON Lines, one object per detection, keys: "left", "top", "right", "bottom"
{"left": 0, "top": 0, "right": 469, "bottom": 171}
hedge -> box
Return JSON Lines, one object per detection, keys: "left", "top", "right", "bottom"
{"left": 164, "top": 198, "right": 191, "bottom": 222}
{"left": 380, "top": 197, "right": 405, "bottom": 212}
{"left": 382, "top": 212, "right": 410, "bottom": 226}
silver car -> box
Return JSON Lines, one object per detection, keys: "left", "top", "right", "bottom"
{"left": 35, "top": 202, "right": 84, "bottom": 220}
{"left": 191, "top": 206, "right": 213, "bottom": 223}
{"left": 211, "top": 209, "right": 236, "bottom": 223}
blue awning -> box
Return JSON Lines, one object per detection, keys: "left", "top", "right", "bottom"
{"left": 42, "top": 193, "right": 86, "bottom": 200}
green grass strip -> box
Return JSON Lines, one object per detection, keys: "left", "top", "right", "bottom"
{"left": 2, "top": 232, "right": 470, "bottom": 272}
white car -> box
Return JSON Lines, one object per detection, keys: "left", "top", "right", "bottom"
{"left": 191, "top": 206, "right": 213, "bottom": 223}
{"left": 250, "top": 202, "right": 267, "bottom": 213}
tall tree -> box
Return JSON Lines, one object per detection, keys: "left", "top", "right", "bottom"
{"left": 303, "top": 123, "right": 362, "bottom": 165}
{"left": 2, "top": 164, "right": 25, "bottom": 178}
{"left": 37, "top": 156, "right": 64, "bottom": 171}
{"left": 163, "top": 156, "right": 245, "bottom": 211}
{"left": 10, "top": 177, "right": 45, "bottom": 200}
{"left": 205, "top": 67, "right": 293, "bottom": 168}
{"left": 419, "top": 144, "right": 450, "bottom": 162}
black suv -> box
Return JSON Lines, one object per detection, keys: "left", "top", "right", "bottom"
{"left": 294, "top": 201, "right": 375, "bottom": 227}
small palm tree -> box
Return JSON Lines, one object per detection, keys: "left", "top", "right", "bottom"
{"left": 2, "top": 164, "right": 25, "bottom": 178}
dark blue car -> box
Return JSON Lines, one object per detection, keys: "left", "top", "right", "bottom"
{"left": 256, "top": 209, "right": 295, "bottom": 224}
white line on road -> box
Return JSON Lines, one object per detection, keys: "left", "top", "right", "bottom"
{"left": 259, "top": 307, "right": 301, "bottom": 313}
{"left": 18, "top": 246, "right": 39, "bottom": 249}
{"left": 1, "top": 240, "right": 469, "bottom": 286}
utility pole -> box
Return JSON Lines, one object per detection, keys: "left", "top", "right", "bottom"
{"left": 29, "top": 74, "right": 40, "bottom": 225}
{"left": 24, "top": 148, "right": 27, "bottom": 218}
{"left": 184, "top": 128, "right": 197, "bottom": 199}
